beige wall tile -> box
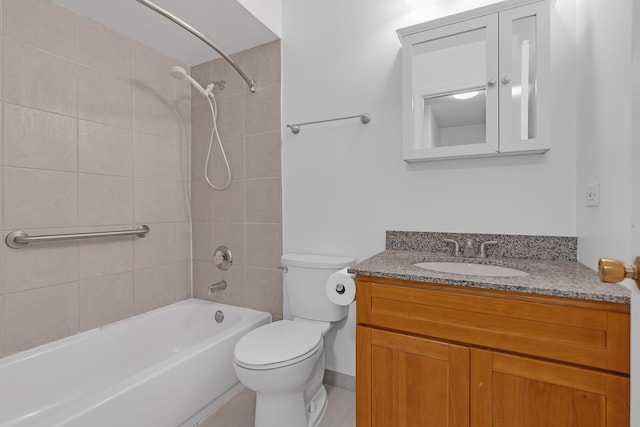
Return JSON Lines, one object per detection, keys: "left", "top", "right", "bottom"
{"left": 191, "top": 101, "right": 213, "bottom": 148}
{"left": 175, "top": 261, "right": 192, "bottom": 301}
{"left": 175, "top": 222, "right": 192, "bottom": 262}
{"left": 245, "top": 267, "right": 283, "bottom": 317}
{"left": 134, "top": 222, "right": 176, "bottom": 269}
{"left": 174, "top": 180, "right": 191, "bottom": 222}
{"left": 193, "top": 261, "right": 214, "bottom": 300}
{"left": 78, "top": 230, "right": 133, "bottom": 280}
{"left": 213, "top": 179, "right": 245, "bottom": 222}
{"left": 4, "top": 282, "right": 79, "bottom": 355}
{"left": 0, "top": 167, "right": 3, "bottom": 229}
{"left": 79, "top": 120, "right": 134, "bottom": 177}
{"left": 3, "top": 0, "right": 78, "bottom": 61}
{"left": 245, "top": 131, "right": 281, "bottom": 178}
{"left": 134, "top": 264, "right": 177, "bottom": 314}
{"left": 4, "top": 38, "right": 77, "bottom": 116}
{"left": 3, "top": 229, "right": 79, "bottom": 293}
{"left": 245, "top": 178, "right": 282, "bottom": 223}
{"left": 134, "top": 133, "right": 177, "bottom": 181}
{"left": 216, "top": 94, "right": 245, "bottom": 139}
{"left": 134, "top": 88, "right": 176, "bottom": 137}
{"left": 78, "top": 18, "right": 132, "bottom": 80}
{"left": 79, "top": 174, "right": 133, "bottom": 226}
{"left": 134, "top": 179, "right": 178, "bottom": 223}
{"left": 245, "top": 84, "right": 281, "bottom": 135}
{"left": 177, "top": 140, "right": 191, "bottom": 182}
{"left": 192, "top": 221, "right": 214, "bottom": 262}
{"left": 79, "top": 66, "right": 133, "bottom": 129}
{"left": 134, "top": 42, "right": 176, "bottom": 99}
{"left": 191, "top": 181, "right": 214, "bottom": 221}
{"left": 79, "top": 272, "right": 134, "bottom": 331}
{"left": 0, "top": 3, "right": 193, "bottom": 357}
{"left": 246, "top": 223, "right": 282, "bottom": 268}
{"left": 0, "top": 296, "right": 4, "bottom": 358}
{"left": 190, "top": 134, "right": 208, "bottom": 183}
{"left": 213, "top": 222, "right": 245, "bottom": 266}
{"left": 4, "top": 168, "right": 77, "bottom": 229}
{"left": 245, "top": 41, "right": 281, "bottom": 89}
{"left": 4, "top": 104, "right": 78, "bottom": 172}
{"left": 212, "top": 266, "right": 246, "bottom": 307}
{"left": 210, "top": 136, "right": 245, "bottom": 181}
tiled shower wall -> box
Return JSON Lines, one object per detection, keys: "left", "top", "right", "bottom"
{"left": 0, "top": 0, "right": 192, "bottom": 357}
{"left": 191, "top": 41, "right": 283, "bottom": 319}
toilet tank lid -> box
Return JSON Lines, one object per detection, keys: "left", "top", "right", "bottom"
{"left": 281, "top": 253, "right": 355, "bottom": 269}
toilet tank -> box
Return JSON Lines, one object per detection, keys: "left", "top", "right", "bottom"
{"left": 282, "top": 253, "right": 355, "bottom": 322}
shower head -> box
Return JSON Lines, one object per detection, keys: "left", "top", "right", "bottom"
{"left": 170, "top": 65, "right": 208, "bottom": 98}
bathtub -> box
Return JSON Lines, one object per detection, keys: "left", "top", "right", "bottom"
{"left": 0, "top": 299, "right": 270, "bottom": 427}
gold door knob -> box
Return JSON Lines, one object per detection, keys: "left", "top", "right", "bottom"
{"left": 598, "top": 257, "right": 640, "bottom": 285}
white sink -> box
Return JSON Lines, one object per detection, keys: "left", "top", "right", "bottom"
{"left": 414, "top": 262, "right": 529, "bottom": 277}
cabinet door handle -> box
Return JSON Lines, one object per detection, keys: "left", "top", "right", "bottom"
{"left": 487, "top": 79, "right": 497, "bottom": 87}
{"left": 501, "top": 76, "right": 511, "bottom": 85}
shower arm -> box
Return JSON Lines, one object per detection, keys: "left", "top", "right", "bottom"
{"left": 135, "top": 0, "right": 257, "bottom": 93}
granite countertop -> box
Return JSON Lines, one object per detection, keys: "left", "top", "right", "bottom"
{"left": 349, "top": 250, "right": 631, "bottom": 304}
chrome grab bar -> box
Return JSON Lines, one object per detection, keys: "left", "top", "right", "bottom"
{"left": 5, "top": 225, "right": 150, "bottom": 249}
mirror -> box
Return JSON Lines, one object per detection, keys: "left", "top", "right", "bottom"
{"left": 419, "top": 88, "right": 487, "bottom": 148}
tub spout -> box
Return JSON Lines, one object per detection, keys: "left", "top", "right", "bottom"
{"left": 208, "top": 280, "right": 227, "bottom": 294}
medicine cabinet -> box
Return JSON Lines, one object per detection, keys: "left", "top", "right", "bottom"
{"left": 398, "top": 0, "right": 550, "bottom": 162}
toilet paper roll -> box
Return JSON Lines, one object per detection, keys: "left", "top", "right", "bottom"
{"left": 326, "top": 267, "right": 356, "bottom": 306}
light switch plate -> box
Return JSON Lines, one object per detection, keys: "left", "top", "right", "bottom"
{"left": 586, "top": 182, "right": 600, "bottom": 207}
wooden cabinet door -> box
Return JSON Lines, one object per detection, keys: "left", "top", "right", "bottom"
{"left": 357, "top": 326, "right": 469, "bottom": 427}
{"left": 470, "top": 349, "right": 629, "bottom": 427}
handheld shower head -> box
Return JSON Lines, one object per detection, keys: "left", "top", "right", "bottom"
{"left": 169, "top": 65, "right": 208, "bottom": 97}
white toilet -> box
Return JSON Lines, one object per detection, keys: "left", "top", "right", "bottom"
{"left": 233, "top": 253, "right": 355, "bottom": 427}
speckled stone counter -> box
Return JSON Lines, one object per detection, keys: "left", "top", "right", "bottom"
{"left": 349, "top": 250, "right": 631, "bottom": 304}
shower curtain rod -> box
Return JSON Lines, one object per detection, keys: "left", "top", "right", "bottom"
{"left": 135, "top": 0, "right": 257, "bottom": 93}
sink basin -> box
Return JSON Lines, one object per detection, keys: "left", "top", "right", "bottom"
{"left": 414, "top": 262, "right": 529, "bottom": 277}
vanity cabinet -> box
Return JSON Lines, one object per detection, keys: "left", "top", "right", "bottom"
{"left": 355, "top": 277, "right": 630, "bottom": 426}
{"left": 398, "top": 0, "right": 550, "bottom": 161}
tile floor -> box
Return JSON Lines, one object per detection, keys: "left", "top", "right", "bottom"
{"left": 197, "top": 385, "right": 355, "bottom": 427}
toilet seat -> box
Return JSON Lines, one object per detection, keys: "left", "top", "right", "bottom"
{"left": 234, "top": 320, "right": 323, "bottom": 370}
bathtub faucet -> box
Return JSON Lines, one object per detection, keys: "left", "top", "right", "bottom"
{"left": 208, "top": 280, "right": 227, "bottom": 295}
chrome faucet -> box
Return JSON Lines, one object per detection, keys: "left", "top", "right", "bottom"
{"left": 443, "top": 238, "right": 498, "bottom": 258}
{"left": 462, "top": 239, "right": 476, "bottom": 257}
{"left": 208, "top": 280, "right": 227, "bottom": 294}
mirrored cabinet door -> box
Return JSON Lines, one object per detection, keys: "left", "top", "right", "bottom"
{"left": 498, "top": 1, "right": 550, "bottom": 153}
{"left": 403, "top": 15, "right": 499, "bottom": 161}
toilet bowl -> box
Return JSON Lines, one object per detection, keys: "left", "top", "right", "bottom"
{"left": 232, "top": 253, "right": 354, "bottom": 427}
{"left": 233, "top": 321, "right": 326, "bottom": 427}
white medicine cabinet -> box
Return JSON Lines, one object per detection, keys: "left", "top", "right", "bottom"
{"left": 398, "top": 0, "right": 550, "bottom": 162}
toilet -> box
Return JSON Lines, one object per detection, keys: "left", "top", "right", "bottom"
{"left": 233, "top": 253, "right": 355, "bottom": 427}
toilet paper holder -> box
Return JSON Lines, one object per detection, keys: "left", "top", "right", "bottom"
{"left": 335, "top": 283, "right": 346, "bottom": 295}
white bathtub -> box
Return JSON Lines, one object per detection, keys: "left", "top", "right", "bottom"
{"left": 0, "top": 299, "right": 270, "bottom": 427}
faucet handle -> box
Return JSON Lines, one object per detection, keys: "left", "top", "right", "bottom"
{"left": 443, "top": 239, "right": 462, "bottom": 256}
{"left": 479, "top": 240, "right": 498, "bottom": 258}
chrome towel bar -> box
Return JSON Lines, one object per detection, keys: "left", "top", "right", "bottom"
{"left": 5, "top": 225, "right": 150, "bottom": 249}
{"left": 286, "top": 113, "right": 371, "bottom": 134}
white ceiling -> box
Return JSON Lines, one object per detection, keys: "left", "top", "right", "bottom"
{"left": 55, "top": 0, "right": 280, "bottom": 66}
